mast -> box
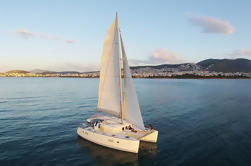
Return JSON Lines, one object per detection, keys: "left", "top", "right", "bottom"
{"left": 116, "top": 12, "right": 124, "bottom": 124}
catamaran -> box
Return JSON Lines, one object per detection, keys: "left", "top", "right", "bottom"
{"left": 77, "top": 13, "right": 158, "bottom": 153}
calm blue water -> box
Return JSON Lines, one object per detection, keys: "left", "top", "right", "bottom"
{"left": 0, "top": 78, "right": 251, "bottom": 166}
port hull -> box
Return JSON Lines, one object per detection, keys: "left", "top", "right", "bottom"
{"left": 77, "top": 127, "right": 140, "bottom": 153}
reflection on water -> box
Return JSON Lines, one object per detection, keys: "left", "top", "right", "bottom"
{"left": 139, "top": 141, "right": 158, "bottom": 155}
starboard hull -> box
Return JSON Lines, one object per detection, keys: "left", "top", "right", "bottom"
{"left": 140, "top": 130, "right": 158, "bottom": 143}
{"left": 77, "top": 127, "right": 140, "bottom": 153}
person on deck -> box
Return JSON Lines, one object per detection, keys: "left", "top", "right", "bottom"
{"left": 148, "top": 124, "right": 153, "bottom": 130}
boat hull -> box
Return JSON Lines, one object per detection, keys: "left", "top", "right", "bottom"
{"left": 77, "top": 127, "right": 140, "bottom": 153}
{"left": 140, "top": 130, "right": 158, "bottom": 143}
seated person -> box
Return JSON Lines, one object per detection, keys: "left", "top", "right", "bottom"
{"left": 131, "top": 128, "right": 137, "bottom": 133}
{"left": 148, "top": 124, "right": 153, "bottom": 130}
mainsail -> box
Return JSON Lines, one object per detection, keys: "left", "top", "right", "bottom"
{"left": 97, "top": 13, "right": 122, "bottom": 117}
{"left": 120, "top": 36, "right": 145, "bottom": 130}
{"left": 98, "top": 13, "right": 145, "bottom": 129}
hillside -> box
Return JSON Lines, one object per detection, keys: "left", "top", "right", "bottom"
{"left": 131, "top": 63, "right": 201, "bottom": 71}
{"left": 6, "top": 70, "right": 29, "bottom": 74}
{"left": 130, "top": 58, "right": 251, "bottom": 73}
{"left": 197, "top": 58, "right": 251, "bottom": 72}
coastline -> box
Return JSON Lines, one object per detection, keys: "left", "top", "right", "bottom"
{"left": 1, "top": 70, "right": 250, "bottom": 79}
{"left": 0, "top": 75, "right": 250, "bottom": 79}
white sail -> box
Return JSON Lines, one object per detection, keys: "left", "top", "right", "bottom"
{"left": 97, "top": 14, "right": 122, "bottom": 117}
{"left": 121, "top": 36, "right": 145, "bottom": 130}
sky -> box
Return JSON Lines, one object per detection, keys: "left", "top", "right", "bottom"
{"left": 0, "top": 0, "right": 251, "bottom": 72}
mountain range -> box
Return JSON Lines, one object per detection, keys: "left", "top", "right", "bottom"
{"left": 2, "top": 58, "right": 251, "bottom": 74}
{"left": 197, "top": 58, "right": 251, "bottom": 72}
{"left": 131, "top": 58, "right": 251, "bottom": 73}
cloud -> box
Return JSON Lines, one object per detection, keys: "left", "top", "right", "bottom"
{"left": 15, "top": 29, "right": 75, "bottom": 44}
{"left": 130, "top": 49, "right": 184, "bottom": 65}
{"left": 228, "top": 49, "right": 251, "bottom": 58}
{"left": 16, "top": 29, "right": 34, "bottom": 39}
{"left": 189, "top": 16, "right": 234, "bottom": 34}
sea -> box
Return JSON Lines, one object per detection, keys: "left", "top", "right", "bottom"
{"left": 0, "top": 78, "right": 251, "bottom": 166}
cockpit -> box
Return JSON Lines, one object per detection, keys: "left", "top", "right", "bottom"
{"left": 89, "top": 119, "right": 104, "bottom": 128}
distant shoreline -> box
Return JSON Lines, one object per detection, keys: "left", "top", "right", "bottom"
{"left": 1, "top": 63, "right": 251, "bottom": 79}
{"left": 0, "top": 75, "right": 250, "bottom": 79}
